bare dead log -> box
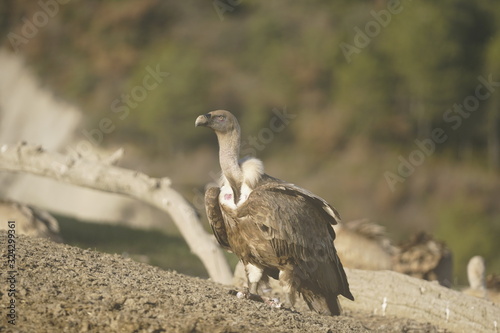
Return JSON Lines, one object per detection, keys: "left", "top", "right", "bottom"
{"left": 342, "top": 268, "right": 500, "bottom": 333}
{"left": 233, "top": 262, "right": 500, "bottom": 332}
{"left": 0, "top": 142, "right": 233, "bottom": 285}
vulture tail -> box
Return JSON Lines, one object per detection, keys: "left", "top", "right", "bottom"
{"left": 301, "top": 289, "right": 342, "bottom": 316}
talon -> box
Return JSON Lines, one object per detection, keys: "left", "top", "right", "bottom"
{"left": 229, "top": 288, "right": 253, "bottom": 300}
{"left": 264, "top": 297, "right": 282, "bottom": 308}
{"left": 230, "top": 289, "right": 284, "bottom": 309}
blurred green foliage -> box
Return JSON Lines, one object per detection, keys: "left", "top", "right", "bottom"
{"left": 435, "top": 198, "right": 500, "bottom": 284}
{"left": 1, "top": 0, "right": 499, "bottom": 284}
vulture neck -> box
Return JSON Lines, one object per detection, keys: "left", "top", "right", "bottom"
{"left": 216, "top": 129, "right": 243, "bottom": 201}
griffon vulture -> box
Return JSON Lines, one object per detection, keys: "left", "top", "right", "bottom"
{"left": 463, "top": 256, "right": 500, "bottom": 303}
{"left": 392, "top": 232, "right": 453, "bottom": 287}
{"left": 0, "top": 200, "right": 62, "bottom": 243}
{"left": 195, "top": 110, "right": 353, "bottom": 315}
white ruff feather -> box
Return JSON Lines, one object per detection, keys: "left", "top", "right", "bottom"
{"left": 240, "top": 158, "right": 264, "bottom": 188}
{"left": 219, "top": 158, "right": 264, "bottom": 209}
{"left": 238, "top": 158, "right": 264, "bottom": 206}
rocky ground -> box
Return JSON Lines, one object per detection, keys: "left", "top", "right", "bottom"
{"left": 0, "top": 232, "right": 448, "bottom": 332}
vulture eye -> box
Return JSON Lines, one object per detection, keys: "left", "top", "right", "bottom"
{"left": 216, "top": 115, "right": 225, "bottom": 121}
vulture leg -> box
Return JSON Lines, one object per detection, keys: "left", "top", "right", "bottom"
{"left": 245, "top": 264, "right": 263, "bottom": 294}
{"left": 284, "top": 291, "right": 296, "bottom": 310}
{"left": 279, "top": 270, "right": 297, "bottom": 309}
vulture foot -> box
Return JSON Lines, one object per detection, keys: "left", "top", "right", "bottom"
{"left": 264, "top": 297, "right": 282, "bottom": 309}
{"left": 228, "top": 289, "right": 283, "bottom": 309}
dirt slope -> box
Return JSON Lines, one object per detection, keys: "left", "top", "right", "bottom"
{"left": 0, "top": 232, "right": 444, "bottom": 332}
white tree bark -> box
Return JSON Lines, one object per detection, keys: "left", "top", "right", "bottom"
{"left": 234, "top": 263, "right": 500, "bottom": 332}
{"left": 0, "top": 142, "right": 233, "bottom": 285}
{"left": 344, "top": 268, "right": 500, "bottom": 333}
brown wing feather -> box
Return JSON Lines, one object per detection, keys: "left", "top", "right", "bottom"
{"left": 205, "top": 186, "right": 231, "bottom": 250}
{"left": 254, "top": 175, "right": 341, "bottom": 225}
{"left": 236, "top": 181, "right": 353, "bottom": 301}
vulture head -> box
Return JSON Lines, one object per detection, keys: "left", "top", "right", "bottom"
{"left": 196, "top": 110, "right": 243, "bottom": 199}
{"left": 195, "top": 110, "right": 240, "bottom": 135}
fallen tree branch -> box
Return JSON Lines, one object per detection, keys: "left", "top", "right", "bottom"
{"left": 342, "top": 268, "right": 500, "bottom": 333}
{"left": 233, "top": 262, "right": 500, "bottom": 332}
{"left": 0, "top": 142, "right": 233, "bottom": 285}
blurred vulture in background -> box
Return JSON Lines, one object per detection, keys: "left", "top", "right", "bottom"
{"left": 392, "top": 231, "right": 453, "bottom": 288}
{"left": 0, "top": 199, "right": 62, "bottom": 243}
{"left": 332, "top": 218, "right": 396, "bottom": 271}
{"left": 334, "top": 220, "right": 452, "bottom": 287}
{"left": 463, "top": 255, "right": 500, "bottom": 304}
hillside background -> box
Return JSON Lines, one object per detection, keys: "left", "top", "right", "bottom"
{"left": 1, "top": 0, "right": 499, "bottom": 285}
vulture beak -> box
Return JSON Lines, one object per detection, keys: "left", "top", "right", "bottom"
{"left": 195, "top": 114, "right": 211, "bottom": 127}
